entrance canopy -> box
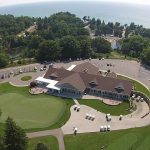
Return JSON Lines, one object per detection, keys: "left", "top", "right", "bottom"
{"left": 35, "top": 76, "right": 60, "bottom": 91}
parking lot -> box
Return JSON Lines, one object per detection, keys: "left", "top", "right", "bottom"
{"left": 0, "top": 59, "right": 150, "bottom": 89}
{"left": 53, "top": 59, "right": 150, "bottom": 90}
{"left": 0, "top": 63, "right": 47, "bottom": 86}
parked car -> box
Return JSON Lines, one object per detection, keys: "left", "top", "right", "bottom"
{"left": 10, "top": 71, "right": 14, "bottom": 75}
{"left": 34, "top": 67, "right": 37, "bottom": 71}
{"left": 19, "top": 69, "right": 23, "bottom": 73}
{"left": 40, "top": 68, "right": 43, "bottom": 71}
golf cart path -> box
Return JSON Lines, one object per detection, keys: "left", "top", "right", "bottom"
{"left": 27, "top": 128, "right": 65, "bottom": 150}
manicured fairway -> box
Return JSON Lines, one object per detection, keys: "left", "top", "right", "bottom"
{"left": 0, "top": 93, "right": 65, "bottom": 129}
{"left": 28, "top": 136, "right": 59, "bottom": 150}
{"left": 79, "top": 99, "right": 130, "bottom": 116}
{"left": 64, "top": 125, "right": 150, "bottom": 150}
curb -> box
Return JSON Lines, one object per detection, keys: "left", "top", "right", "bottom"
{"left": 9, "top": 82, "right": 28, "bottom": 87}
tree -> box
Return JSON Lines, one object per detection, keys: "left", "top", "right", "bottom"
{"left": 35, "top": 142, "right": 50, "bottom": 150}
{"left": 37, "top": 40, "right": 61, "bottom": 61}
{"left": 142, "top": 29, "right": 150, "bottom": 38}
{"left": 82, "top": 16, "right": 87, "bottom": 22}
{"left": 92, "top": 38, "right": 111, "bottom": 53}
{"left": 121, "top": 35, "right": 147, "bottom": 57}
{"left": 141, "top": 47, "right": 150, "bottom": 65}
{"left": 130, "top": 22, "right": 136, "bottom": 30}
{"left": 0, "top": 53, "right": 9, "bottom": 68}
{"left": 4, "top": 117, "right": 28, "bottom": 150}
{"left": 60, "top": 36, "right": 80, "bottom": 59}
{"left": 89, "top": 18, "right": 96, "bottom": 30}
{"left": 0, "top": 135, "right": 5, "bottom": 150}
{"left": 79, "top": 38, "right": 92, "bottom": 58}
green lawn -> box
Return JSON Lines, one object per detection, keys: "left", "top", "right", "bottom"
{"left": 64, "top": 125, "right": 150, "bottom": 150}
{"left": 118, "top": 75, "right": 150, "bottom": 99}
{"left": 79, "top": 99, "right": 130, "bottom": 116}
{"left": 0, "top": 83, "right": 74, "bottom": 131}
{"left": 28, "top": 136, "right": 59, "bottom": 150}
{"left": 21, "top": 76, "right": 32, "bottom": 81}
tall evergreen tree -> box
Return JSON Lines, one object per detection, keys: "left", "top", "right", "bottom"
{"left": 4, "top": 117, "right": 28, "bottom": 150}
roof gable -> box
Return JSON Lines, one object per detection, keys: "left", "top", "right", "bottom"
{"left": 72, "top": 62, "right": 99, "bottom": 75}
{"left": 56, "top": 73, "right": 86, "bottom": 92}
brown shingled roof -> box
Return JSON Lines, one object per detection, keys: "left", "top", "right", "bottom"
{"left": 56, "top": 73, "right": 86, "bottom": 92}
{"left": 72, "top": 62, "right": 99, "bottom": 75}
{"left": 106, "top": 72, "right": 117, "bottom": 78}
{"left": 44, "top": 67, "right": 74, "bottom": 81}
{"left": 44, "top": 63, "right": 133, "bottom": 95}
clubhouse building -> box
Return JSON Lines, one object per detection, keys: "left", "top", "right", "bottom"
{"left": 35, "top": 62, "right": 133, "bottom": 100}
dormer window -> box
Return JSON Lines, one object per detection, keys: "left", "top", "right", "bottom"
{"left": 83, "top": 68, "right": 88, "bottom": 73}
{"left": 89, "top": 79, "right": 98, "bottom": 87}
{"left": 115, "top": 83, "right": 124, "bottom": 93}
{"left": 50, "top": 73, "right": 58, "bottom": 79}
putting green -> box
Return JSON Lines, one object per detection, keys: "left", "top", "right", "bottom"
{"left": 0, "top": 93, "right": 65, "bottom": 129}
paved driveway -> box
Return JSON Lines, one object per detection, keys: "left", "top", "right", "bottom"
{"left": 62, "top": 101, "right": 150, "bottom": 134}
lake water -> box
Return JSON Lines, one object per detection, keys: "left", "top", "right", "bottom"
{"left": 0, "top": 1, "right": 150, "bottom": 28}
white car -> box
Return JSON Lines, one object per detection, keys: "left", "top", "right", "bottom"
{"left": 34, "top": 67, "right": 37, "bottom": 71}
{"left": 40, "top": 68, "right": 44, "bottom": 71}
{"left": 19, "top": 69, "right": 23, "bottom": 73}
{"left": 10, "top": 71, "right": 14, "bottom": 75}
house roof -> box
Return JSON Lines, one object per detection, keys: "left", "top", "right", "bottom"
{"left": 72, "top": 62, "right": 99, "bottom": 75}
{"left": 44, "top": 67, "right": 74, "bottom": 81}
{"left": 106, "top": 72, "right": 117, "bottom": 78}
{"left": 44, "top": 63, "right": 133, "bottom": 95}
{"left": 56, "top": 73, "right": 86, "bottom": 92}
{"left": 78, "top": 72, "right": 132, "bottom": 95}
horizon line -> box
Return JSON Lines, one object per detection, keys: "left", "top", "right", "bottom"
{"left": 0, "top": 0, "right": 150, "bottom": 7}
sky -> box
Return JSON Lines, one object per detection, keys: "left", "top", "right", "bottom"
{"left": 0, "top": 0, "right": 150, "bottom": 7}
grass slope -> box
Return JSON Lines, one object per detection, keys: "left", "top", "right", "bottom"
{"left": 64, "top": 125, "right": 150, "bottom": 150}
{"left": 79, "top": 99, "right": 130, "bottom": 116}
{"left": 28, "top": 136, "right": 59, "bottom": 150}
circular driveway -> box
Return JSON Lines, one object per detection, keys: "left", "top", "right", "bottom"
{"left": 0, "top": 64, "right": 47, "bottom": 86}
{"left": 9, "top": 72, "right": 45, "bottom": 86}
{"left": 62, "top": 100, "right": 150, "bottom": 134}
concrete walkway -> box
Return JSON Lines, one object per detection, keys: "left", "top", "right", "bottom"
{"left": 73, "top": 98, "right": 80, "bottom": 105}
{"left": 27, "top": 128, "right": 65, "bottom": 150}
